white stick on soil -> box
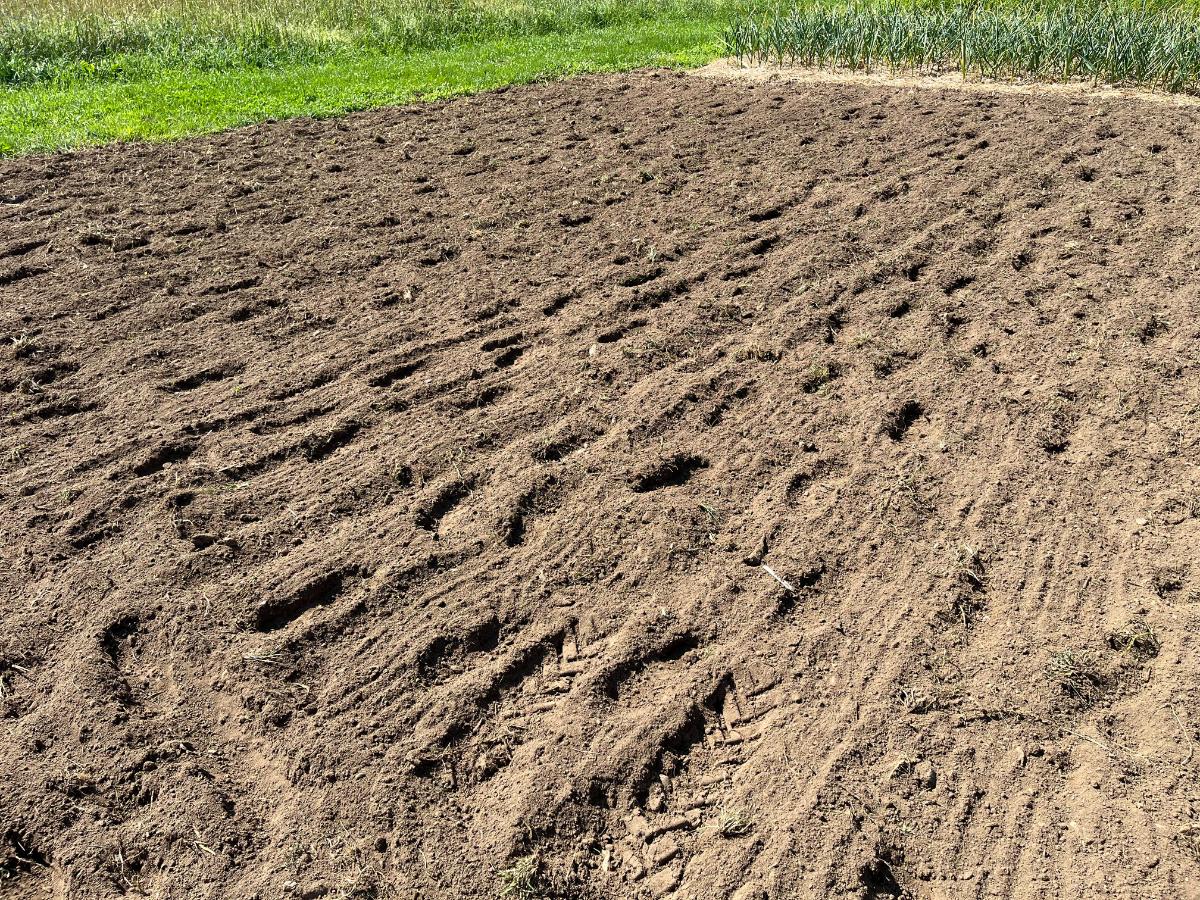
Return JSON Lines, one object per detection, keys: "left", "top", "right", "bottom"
{"left": 761, "top": 564, "right": 796, "bottom": 593}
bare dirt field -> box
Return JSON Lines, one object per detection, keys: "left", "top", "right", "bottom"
{"left": 3, "top": 69, "right": 1200, "bottom": 900}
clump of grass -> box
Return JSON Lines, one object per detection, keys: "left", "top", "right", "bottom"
{"left": 726, "top": 0, "right": 1200, "bottom": 94}
{"left": 1107, "top": 619, "right": 1160, "bottom": 660}
{"left": 734, "top": 342, "right": 784, "bottom": 362}
{"left": 945, "top": 544, "right": 986, "bottom": 628}
{"left": 0, "top": 0, "right": 736, "bottom": 86}
{"left": 1047, "top": 648, "right": 1108, "bottom": 702}
{"left": 801, "top": 362, "right": 840, "bottom": 393}
{"left": 9, "top": 331, "right": 40, "bottom": 358}
{"left": 709, "top": 808, "right": 754, "bottom": 837}
{"left": 497, "top": 855, "right": 541, "bottom": 898}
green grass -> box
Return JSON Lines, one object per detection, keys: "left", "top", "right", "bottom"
{"left": 1, "top": 0, "right": 732, "bottom": 86}
{"left": 0, "top": 0, "right": 736, "bottom": 155}
{"left": 726, "top": 0, "right": 1200, "bottom": 92}
{"left": 0, "top": 20, "right": 725, "bottom": 154}
{"left": 5, "top": 0, "right": 1199, "bottom": 157}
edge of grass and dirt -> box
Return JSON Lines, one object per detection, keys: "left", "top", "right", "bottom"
{"left": 0, "top": 20, "right": 726, "bottom": 156}
{"left": 7, "top": 0, "right": 1200, "bottom": 158}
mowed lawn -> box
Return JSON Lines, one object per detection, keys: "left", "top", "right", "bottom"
{"left": 4, "top": 0, "right": 1200, "bottom": 155}
{"left": 0, "top": 0, "right": 732, "bottom": 155}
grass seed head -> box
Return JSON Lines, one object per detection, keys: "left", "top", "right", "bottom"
{"left": 497, "top": 854, "right": 541, "bottom": 898}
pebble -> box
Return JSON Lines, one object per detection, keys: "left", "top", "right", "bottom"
{"left": 623, "top": 857, "right": 646, "bottom": 881}
{"left": 644, "top": 816, "right": 691, "bottom": 841}
{"left": 624, "top": 813, "right": 650, "bottom": 838}
{"left": 648, "top": 836, "right": 678, "bottom": 866}
{"left": 646, "top": 869, "right": 680, "bottom": 897}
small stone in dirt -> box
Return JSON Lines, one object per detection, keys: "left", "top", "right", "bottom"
{"left": 300, "top": 885, "right": 329, "bottom": 900}
{"left": 620, "top": 851, "right": 645, "bottom": 882}
{"left": 646, "top": 869, "right": 679, "bottom": 897}
{"left": 649, "top": 835, "right": 679, "bottom": 866}
{"left": 914, "top": 759, "right": 937, "bottom": 790}
{"left": 644, "top": 816, "right": 691, "bottom": 841}
{"left": 624, "top": 812, "right": 650, "bottom": 838}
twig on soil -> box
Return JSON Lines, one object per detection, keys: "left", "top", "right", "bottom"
{"left": 963, "top": 693, "right": 1146, "bottom": 763}
{"left": 242, "top": 649, "right": 287, "bottom": 667}
{"left": 761, "top": 564, "right": 795, "bottom": 593}
{"left": 192, "top": 826, "right": 217, "bottom": 857}
{"left": 8, "top": 833, "right": 47, "bottom": 870}
{"left": 1169, "top": 704, "right": 1195, "bottom": 765}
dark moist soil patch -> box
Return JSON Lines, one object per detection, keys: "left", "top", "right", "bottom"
{"left": 2, "top": 70, "right": 1200, "bottom": 900}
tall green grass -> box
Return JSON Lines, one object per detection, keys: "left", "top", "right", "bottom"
{"left": 5, "top": 0, "right": 1197, "bottom": 157}
{"left": 725, "top": 0, "right": 1200, "bottom": 92}
{"left": 0, "top": 9, "right": 731, "bottom": 154}
{"left": 0, "top": 0, "right": 732, "bottom": 85}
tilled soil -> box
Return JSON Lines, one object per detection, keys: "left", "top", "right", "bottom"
{"left": 2, "top": 70, "right": 1200, "bottom": 900}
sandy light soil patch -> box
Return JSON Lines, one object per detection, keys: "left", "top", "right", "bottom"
{"left": 2, "top": 70, "right": 1200, "bottom": 900}
{"left": 696, "top": 57, "right": 1200, "bottom": 106}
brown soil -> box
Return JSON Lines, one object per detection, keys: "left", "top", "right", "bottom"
{"left": 2, "top": 70, "right": 1200, "bottom": 900}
